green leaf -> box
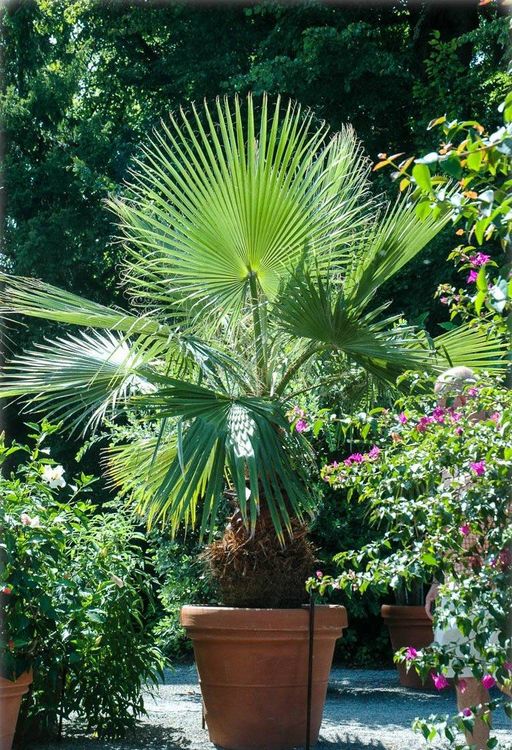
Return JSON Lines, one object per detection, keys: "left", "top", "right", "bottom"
{"left": 476, "top": 266, "right": 488, "bottom": 293}
{"left": 441, "top": 154, "right": 462, "bottom": 179}
{"left": 421, "top": 552, "right": 437, "bottom": 566}
{"left": 412, "top": 163, "right": 432, "bottom": 192}
{"left": 474, "top": 217, "right": 490, "bottom": 245}
{"left": 467, "top": 150, "right": 483, "bottom": 171}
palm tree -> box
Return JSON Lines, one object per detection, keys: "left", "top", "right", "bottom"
{"left": 0, "top": 96, "right": 505, "bottom": 606}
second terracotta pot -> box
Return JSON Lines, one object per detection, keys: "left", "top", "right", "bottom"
{"left": 381, "top": 604, "right": 435, "bottom": 689}
{"left": 181, "top": 604, "right": 347, "bottom": 750}
{"left": 0, "top": 669, "right": 33, "bottom": 750}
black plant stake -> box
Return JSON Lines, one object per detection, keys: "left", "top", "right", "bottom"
{"left": 306, "top": 589, "right": 315, "bottom": 750}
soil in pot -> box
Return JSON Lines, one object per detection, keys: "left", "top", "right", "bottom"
{"left": 381, "top": 605, "right": 435, "bottom": 689}
{"left": 181, "top": 604, "right": 348, "bottom": 750}
{"left": 0, "top": 670, "right": 33, "bottom": 750}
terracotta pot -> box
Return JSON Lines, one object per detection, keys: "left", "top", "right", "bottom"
{"left": 381, "top": 604, "right": 435, "bottom": 689}
{"left": 0, "top": 669, "right": 33, "bottom": 750}
{"left": 181, "top": 604, "right": 347, "bottom": 750}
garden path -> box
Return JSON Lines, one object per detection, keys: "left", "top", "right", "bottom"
{"left": 34, "top": 666, "right": 512, "bottom": 750}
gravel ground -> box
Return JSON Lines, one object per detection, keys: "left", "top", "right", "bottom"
{"left": 33, "top": 665, "right": 511, "bottom": 750}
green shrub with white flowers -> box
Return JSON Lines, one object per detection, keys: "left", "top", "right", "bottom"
{"left": 0, "top": 422, "right": 164, "bottom": 740}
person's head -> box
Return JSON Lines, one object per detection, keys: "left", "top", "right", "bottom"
{"left": 434, "top": 366, "right": 477, "bottom": 409}
{"left": 434, "top": 366, "right": 477, "bottom": 397}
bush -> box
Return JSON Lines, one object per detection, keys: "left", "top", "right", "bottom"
{"left": 0, "top": 422, "right": 165, "bottom": 741}
{"left": 312, "top": 373, "right": 512, "bottom": 747}
{"left": 152, "top": 534, "right": 218, "bottom": 661}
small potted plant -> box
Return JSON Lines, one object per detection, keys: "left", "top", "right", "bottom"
{"left": 0, "top": 96, "right": 505, "bottom": 749}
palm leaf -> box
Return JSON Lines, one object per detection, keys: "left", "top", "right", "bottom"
{"left": 275, "top": 268, "right": 507, "bottom": 386}
{"left": 343, "top": 198, "right": 451, "bottom": 313}
{"left": 109, "top": 94, "right": 374, "bottom": 323}
{"left": 0, "top": 330, "right": 158, "bottom": 432}
{"left": 132, "top": 380, "right": 315, "bottom": 537}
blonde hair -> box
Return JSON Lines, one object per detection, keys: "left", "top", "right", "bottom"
{"left": 434, "top": 366, "right": 477, "bottom": 395}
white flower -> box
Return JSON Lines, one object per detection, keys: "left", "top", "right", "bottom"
{"left": 41, "top": 464, "right": 66, "bottom": 489}
{"left": 20, "top": 513, "right": 41, "bottom": 527}
{"left": 110, "top": 574, "right": 125, "bottom": 588}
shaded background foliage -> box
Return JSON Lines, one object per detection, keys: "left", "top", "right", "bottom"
{"left": 1, "top": 0, "right": 510, "bottom": 666}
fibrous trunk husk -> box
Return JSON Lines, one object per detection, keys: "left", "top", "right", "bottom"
{"left": 202, "top": 510, "right": 317, "bottom": 608}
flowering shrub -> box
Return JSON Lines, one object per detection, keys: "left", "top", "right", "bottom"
{"left": 309, "top": 373, "right": 512, "bottom": 747}
{"left": 376, "top": 94, "right": 512, "bottom": 330}
{"left": 0, "top": 422, "right": 164, "bottom": 739}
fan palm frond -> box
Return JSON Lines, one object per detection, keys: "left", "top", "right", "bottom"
{"left": 110, "top": 94, "right": 374, "bottom": 323}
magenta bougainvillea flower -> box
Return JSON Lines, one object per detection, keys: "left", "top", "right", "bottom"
{"left": 466, "top": 270, "right": 479, "bottom": 284}
{"left": 469, "top": 252, "right": 491, "bottom": 267}
{"left": 481, "top": 674, "right": 496, "bottom": 690}
{"left": 405, "top": 647, "right": 418, "bottom": 660}
{"left": 470, "top": 460, "right": 486, "bottom": 476}
{"left": 459, "top": 524, "right": 470, "bottom": 536}
{"left": 295, "top": 419, "right": 308, "bottom": 433}
{"left": 432, "top": 673, "right": 449, "bottom": 690}
{"left": 316, "top": 570, "right": 323, "bottom": 580}
{"left": 398, "top": 412, "right": 408, "bottom": 424}
{"left": 367, "top": 445, "right": 381, "bottom": 460}
{"left": 416, "top": 416, "right": 435, "bottom": 432}
{"left": 462, "top": 707, "right": 472, "bottom": 717}
{"left": 344, "top": 453, "right": 364, "bottom": 465}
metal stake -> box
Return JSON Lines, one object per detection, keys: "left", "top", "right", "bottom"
{"left": 306, "top": 590, "right": 315, "bottom": 750}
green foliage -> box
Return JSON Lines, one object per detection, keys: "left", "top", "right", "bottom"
{"left": 380, "top": 94, "right": 512, "bottom": 332}
{"left": 152, "top": 535, "right": 218, "bottom": 661}
{"left": 0, "top": 423, "right": 164, "bottom": 739}
{"left": 311, "top": 373, "right": 512, "bottom": 747}
{"left": 1, "top": 95, "right": 504, "bottom": 551}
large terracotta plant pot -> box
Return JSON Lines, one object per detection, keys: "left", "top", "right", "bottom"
{"left": 0, "top": 669, "right": 33, "bottom": 750}
{"left": 181, "top": 605, "right": 347, "bottom": 750}
{"left": 381, "top": 604, "right": 435, "bottom": 689}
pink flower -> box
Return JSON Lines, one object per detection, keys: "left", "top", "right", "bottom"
{"left": 440, "top": 296, "right": 449, "bottom": 305}
{"left": 416, "top": 416, "right": 434, "bottom": 432}
{"left": 316, "top": 570, "right": 323, "bottom": 580}
{"left": 490, "top": 412, "right": 500, "bottom": 423}
{"left": 398, "top": 412, "right": 408, "bottom": 424}
{"left": 459, "top": 524, "right": 470, "bottom": 536}
{"left": 450, "top": 411, "right": 462, "bottom": 422}
{"left": 432, "top": 673, "right": 449, "bottom": 690}
{"left": 345, "top": 452, "right": 364, "bottom": 465}
{"left": 462, "top": 707, "right": 472, "bottom": 717}
{"left": 466, "top": 270, "right": 478, "bottom": 284}
{"left": 431, "top": 406, "right": 446, "bottom": 423}
{"left": 405, "top": 647, "right": 418, "bottom": 661}
{"left": 470, "top": 461, "right": 486, "bottom": 476}
{"left": 469, "top": 252, "right": 491, "bottom": 267}
{"left": 458, "top": 678, "right": 467, "bottom": 694}
{"left": 481, "top": 674, "right": 496, "bottom": 689}
{"left": 295, "top": 419, "right": 308, "bottom": 433}
{"left": 293, "top": 406, "right": 305, "bottom": 418}
{"left": 467, "top": 387, "right": 479, "bottom": 397}
{"left": 367, "top": 445, "right": 380, "bottom": 460}
{"left": 455, "top": 427, "right": 464, "bottom": 436}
